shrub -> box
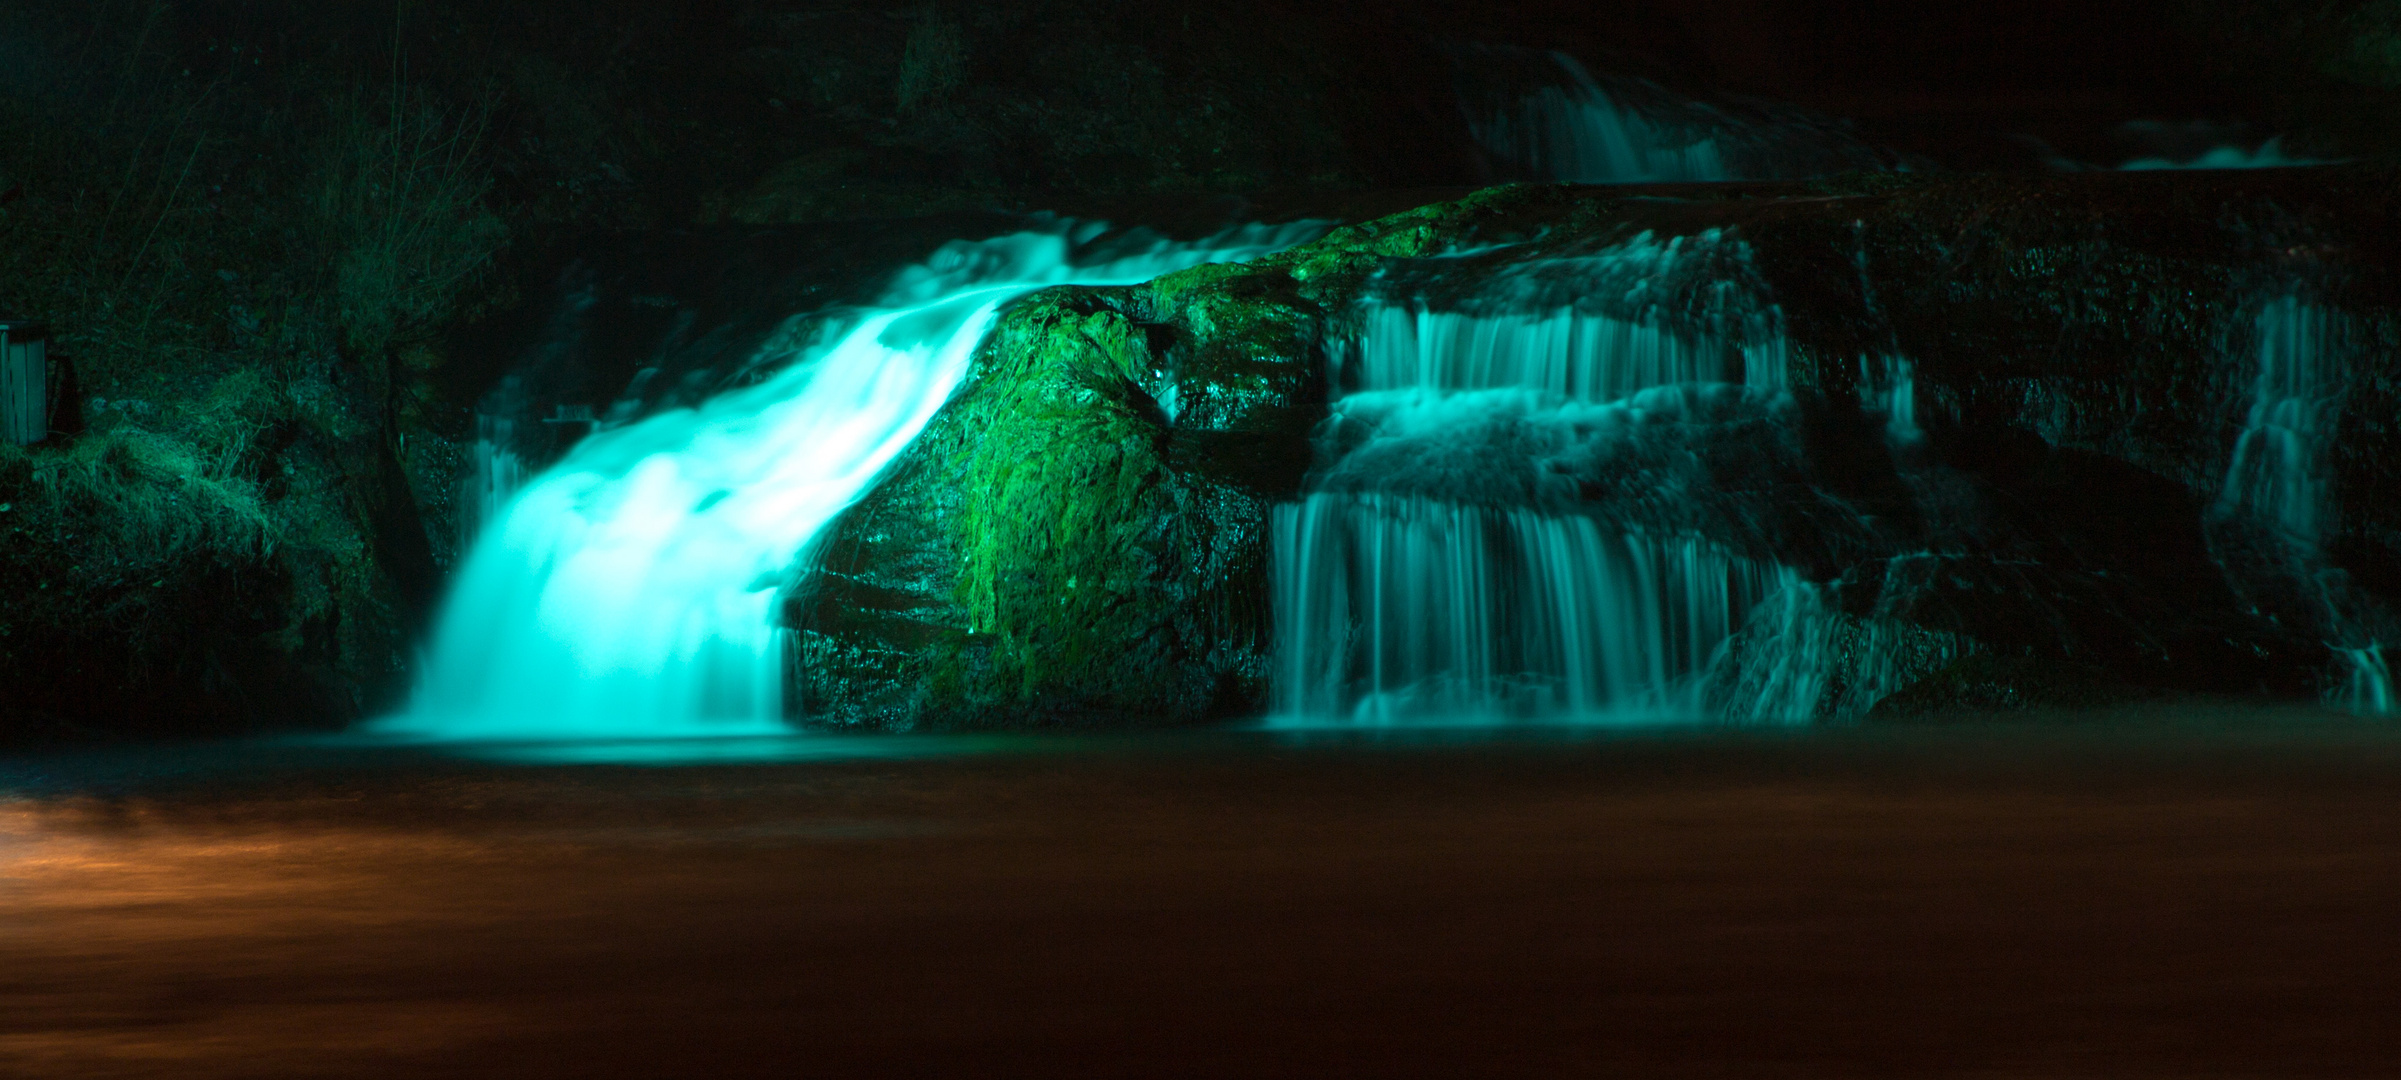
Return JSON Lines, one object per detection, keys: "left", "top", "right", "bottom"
{"left": 310, "top": 90, "right": 507, "bottom": 361}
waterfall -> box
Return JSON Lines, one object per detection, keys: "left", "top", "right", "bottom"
{"left": 380, "top": 219, "right": 1323, "bottom": 741}
{"left": 2340, "top": 645, "right": 2394, "bottom": 714}
{"left": 1858, "top": 353, "right": 1923, "bottom": 447}
{"left": 2213, "top": 295, "right": 2393, "bottom": 714}
{"left": 1276, "top": 495, "right": 1781, "bottom": 722}
{"left": 2220, "top": 296, "right": 2340, "bottom": 547}
{"left": 1705, "top": 573, "right": 1965, "bottom": 722}
{"left": 1343, "top": 231, "right": 1793, "bottom": 398}
{"left": 1350, "top": 303, "right": 1732, "bottom": 399}
{"left": 1276, "top": 233, "right": 1803, "bottom": 725}
{"left": 1463, "top": 50, "right": 1893, "bottom": 184}
{"left": 1471, "top": 53, "right": 1731, "bottom": 184}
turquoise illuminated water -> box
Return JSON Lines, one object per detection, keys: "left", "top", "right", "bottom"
{"left": 377, "top": 220, "right": 1324, "bottom": 743}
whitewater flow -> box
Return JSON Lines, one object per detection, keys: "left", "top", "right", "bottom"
{"left": 2214, "top": 295, "right": 2394, "bottom": 714}
{"left": 383, "top": 220, "right": 1322, "bottom": 740}
{"left": 1276, "top": 495, "right": 1781, "bottom": 721}
{"left": 1275, "top": 234, "right": 1802, "bottom": 724}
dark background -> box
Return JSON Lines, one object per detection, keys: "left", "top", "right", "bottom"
{"left": 0, "top": 0, "right": 2391, "bottom": 739}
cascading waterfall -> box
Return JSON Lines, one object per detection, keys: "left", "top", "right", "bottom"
{"left": 1352, "top": 301, "right": 1732, "bottom": 399}
{"left": 1464, "top": 49, "right": 1892, "bottom": 185}
{"left": 2221, "top": 296, "right": 2340, "bottom": 546}
{"left": 1858, "top": 353, "right": 1923, "bottom": 447}
{"left": 381, "top": 219, "right": 1322, "bottom": 741}
{"left": 1339, "top": 234, "right": 1793, "bottom": 399}
{"left": 1275, "top": 233, "right": 1800, "bottom": 725}
{"left": 1276, "top": 495, "right": 1782, "bottom": 721}
{"left": 2215, "top": 295, "right": 2393, "bottom": 714}
{"left": 1471, "top": 52, "right": 1731, "bottom": 184}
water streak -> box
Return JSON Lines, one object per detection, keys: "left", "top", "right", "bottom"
{"left": 1351, "top": 304, "right": 1731, "bottom": 399}
{"left": 2213, "top": 295, "right": 2393, "bottom": 714}
{"left": 2220, "top": 296, "right": 2340, "bottom": 547}
{"left": 1473, "top": 54, "right": 1731, "bottom": 183}
{"left": 1858, "top": 353, "right": 1923, "bottom": 447}
{"left": 464, "top": 410, "right": 530, "bottom": 547}
{"left": 1275, "top": 494, "right": 1779, "bottom": 722}
{"left": 1277, "top": 233, "right": 1810, "bottom": 724}
{"left": 1465, "top": 50, "right": 1891, "bottom": 184}
{"left": 385, "top": 220, "right": 1322, "bottom": 740}
{"left": 1705, "top": 574, "right": 1963, "bottom": 722}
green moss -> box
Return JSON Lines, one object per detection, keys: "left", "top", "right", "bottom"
{"left": 1146, "top": 262, "right": 1255, "bottom": 311}
{"left": 798, "top": 261, "right": 1332, "bottom": 729}
{"left": 1261, "top": 183, "right": 1558, "bottom": 297}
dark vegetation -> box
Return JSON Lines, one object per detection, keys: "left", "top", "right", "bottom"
{"left": 2, "top": 0, "right": 2399, "bottom": 739}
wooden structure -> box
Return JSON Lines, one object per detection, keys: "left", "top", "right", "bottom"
{"left": 0, "top": 320, "right": 45, "bottom": 444}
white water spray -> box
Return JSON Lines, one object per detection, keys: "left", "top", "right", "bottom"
{"left": 382, "top": 220, "right": 1322, "bottom": 740}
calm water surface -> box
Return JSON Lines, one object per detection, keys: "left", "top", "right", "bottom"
{"left": 6, "top": 707, "right": 2401, "bottom": 1078}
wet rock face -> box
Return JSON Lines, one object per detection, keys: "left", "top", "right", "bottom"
{"left": 1593, "top": 168, "right": 2400, "bottom": 708}
{"left": 798, "top": 167, "right": 2401, "bottom": 728}
{"left": 792, "top": 267, "right": 1328, "bottom": 730}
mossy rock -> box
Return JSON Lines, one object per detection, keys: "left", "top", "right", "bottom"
{"left": 793, "top": 264, "right": 1328, "bottom": 730}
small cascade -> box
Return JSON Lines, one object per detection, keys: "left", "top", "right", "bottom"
{"left": 1351, "top": 300, "right": 1732, "bottom": 399}
{"left": 1473, "top": 54, "right": 1730, "bottom": 184}
{"left": 2220, "top": 296, "right": 2340, "bottom": 546}
{"left": 1277, "top": 233, "right": 1809, "bottom": 725}
{"left": 1462, "top": 49, "right": 1892, "bottom": 184}
{"left": 384, "top": 220, "right": 1322, "bottom": 741}
{"left": 1345, "top": 231, "right": 1792, "bottom": 398}
{"left": 1705, "top": 572, "right": 1966, "bottom": 722}
{"left": 2213, "top": 295, "right": 2394, "bottom": 714}
{"left": 463, "top": 410, "right": 530, "bottom": 546}
{"left": 1276, "top": 495, "right": 1781, "bottom": 722}
{"left": 2113, "top": 123, "right": 2336, "bottom": 171}
{"left": 2340, "top": 646, "right": 2395, "bottom": 715}
{"left": 1858, "top": 353, "right": 1924, "bottom": 447}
